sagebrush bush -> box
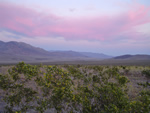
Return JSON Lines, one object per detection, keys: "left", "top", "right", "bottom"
{"left": 0, "top": 62, "right": 150, "bottom": 113}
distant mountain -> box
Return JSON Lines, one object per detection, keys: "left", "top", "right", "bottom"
{"left": 0, "top": 40, "right": 50, "bottom": 56}
{"left": 114, "top": 55, "right": 132, "bottom": 59}
{"left": 79, "top": 52, "right": 112, "bottom": 59}
{"left": 0, "top": 40, "right": 112, "bottom": 63}
{"left": 114, "top": 54, "right": 150, "bottom": 60}
{"left": 0, "top": 41, "right": 91, "bottom": 58}
{"left": 1, "top": 40, "right": 149, "bottom": 64}
{"left": 0, "top": 41, "right": 87, "bottom": 62}
{"left": 48, "top": 50, "right": 88, "bottom": 58}
{"left": 49, "top": 50, "right": 112, "bottom": 59}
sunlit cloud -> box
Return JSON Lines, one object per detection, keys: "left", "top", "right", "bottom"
{"left": 0, "top": 2, "right": 150, "bottom": 41}
{"left": 0, "top": 0, "right": 150, "bottom": 55}
{"left": 1, "top": 30, "right": 150, "bottom": 55}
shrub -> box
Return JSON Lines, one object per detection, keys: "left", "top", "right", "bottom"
{"left": 0, "top": 62, "right": 150, "bottom": 112}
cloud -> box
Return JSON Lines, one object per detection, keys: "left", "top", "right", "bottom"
{"left": 0, "top": 2, "right": 60, "bottom": 36}
{"left": 69, "top": 8, "right": 76, "bottom": 12}
{"left": 0, "top": 2, "right": 150, "bottom": 42}
{"left": 1, "top": 30, "right": 150, "bottom": 55}
{"left": 135, "top": 22, "right": 150, "bottom": 35}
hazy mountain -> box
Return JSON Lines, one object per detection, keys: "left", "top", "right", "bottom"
{"left": 114, "top": 54, "right": 150, "bottom": 60}
{"left": 1, "top": 40, "right": 149, "bottom": 64}
{"left": 0, "top": 41, "right": 105, "bottom": 62}
{"left": 0, "top": 40, "right": 50, "bottom": 56}
{"left": 49, "top": 50, "right": 112, "bottom": 59}
{"left": 0, "top": 41, "right": 92, "bottom": 59}
{"left": 79, "top": 52, "right": 112, "bottom": 59}
{"left": 48, "top": 50, "right": 88, "bottom": 58}
{"left": 0, "top": 41, "right": 90, "bottom": 62}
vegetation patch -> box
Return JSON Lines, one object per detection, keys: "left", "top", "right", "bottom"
{"left": 0, "top": 62, "right": 150, "bottom": 113}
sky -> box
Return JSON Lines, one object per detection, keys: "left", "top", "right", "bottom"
{"left": 0, "top": 0, "right": 150, "bottom": 56}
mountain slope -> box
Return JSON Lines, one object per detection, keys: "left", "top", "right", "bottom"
{"left": 0, "top": 41, "right": 50, "bottom": 56}
{"left": 48, "top": 51, "right": 88, "bottom": 58}
{"left": 114, "top": 54, "right": 150, "bottom": 60}
{"left": 0, "top": 41, "right": 92, "bottom": 62}
{"left": 49, "top": 50, "right": 112, "bottom": 59}
{"left": 79, "top": 52, "right": 112, "bottom": 59}
{"left": 0, "top": 41, "right": 94, "bottom": 62}
{"left": 2, "top": 40, "right": 149, "bottom": 64}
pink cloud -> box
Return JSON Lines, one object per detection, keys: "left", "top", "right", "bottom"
{"left": 0, "top": 2, "right": 150, "bottom": 41}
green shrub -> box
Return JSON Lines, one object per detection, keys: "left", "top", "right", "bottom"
{"left": 0, "top": 62, "right": 150, "bottom": 112}
{"left": 142, "top": 69, "right": 150, "bottom": 77}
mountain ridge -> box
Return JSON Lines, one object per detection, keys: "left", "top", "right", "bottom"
{"left": 114, "top": 54, "right": 150, "bottom": 60}
{"left": 0, "top": 40, "right": 150, "bottom": 63}
{"left": 0, "top": 40, "right": 111, "bottom": 61}
{"left": 0, "top": 40, "right": 50, "bottom": 56}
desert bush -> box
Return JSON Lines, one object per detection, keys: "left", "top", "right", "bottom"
{"left": 0, "top": 62, "right": 150, "bottom": 112}
{"left": 142, "top": 69, "right": 150, "bottom": 77}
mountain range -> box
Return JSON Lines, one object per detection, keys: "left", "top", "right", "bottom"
{"left": 114, "top": 54, "right": 150, "bottom": 60}
{"left": 0, "top": 40, "right": 150, "bottom": 64}
{"left": 0, "top": 40, "right": 112, "bottom": 62}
